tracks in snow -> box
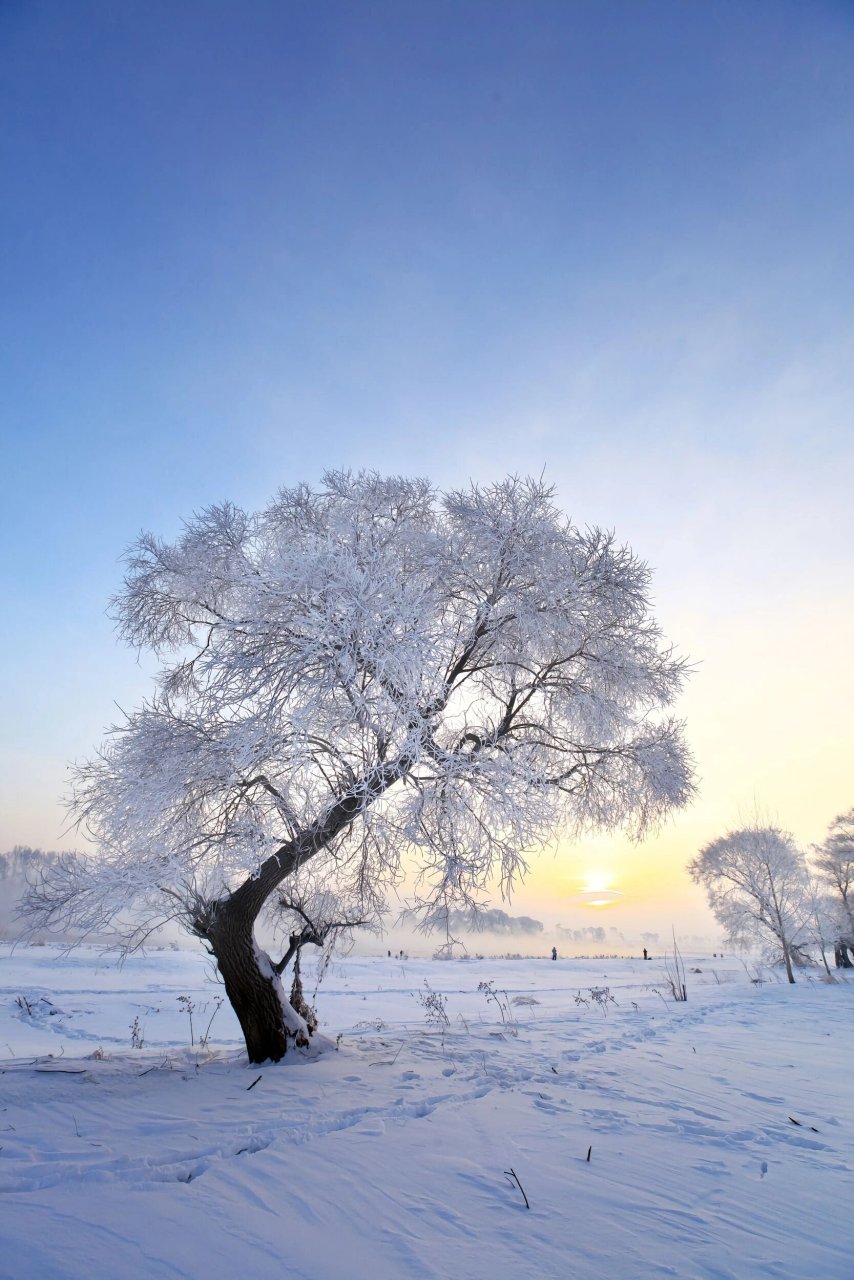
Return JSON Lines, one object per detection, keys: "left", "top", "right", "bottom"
{"left": 1, "top": 990, "right": 848, "bottom": 1194}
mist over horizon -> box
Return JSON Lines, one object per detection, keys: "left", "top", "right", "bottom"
{"left": 1, "top": 847, "right": 721, "bottom": 958}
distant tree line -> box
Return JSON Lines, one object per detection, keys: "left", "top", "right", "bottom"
{"left": 0, "top": 847, "right": 64, "bottom": 940}
{"left": 0, "top": 845, "right": 63, "bottom": 880}
{"left": 420, "top": 906, "right": 544, "bottom": 937}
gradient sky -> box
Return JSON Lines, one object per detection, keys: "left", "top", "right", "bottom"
{"left": 2, "top": 1, "right": 853, "bottom": 942}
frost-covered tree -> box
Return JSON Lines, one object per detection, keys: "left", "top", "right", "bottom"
{"left": 801, "top": 872, "right": 838, "bottom": 977}
{"left": 24, "top": 472, "right": 694, "bottom": 1062}
{"left": 688, "top": 824, "right": 809, "bottom": 982}
{"left": 813, "top": 808, "right": 854, "bottom": 964}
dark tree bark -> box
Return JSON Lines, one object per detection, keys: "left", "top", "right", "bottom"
{"left": 205, "top": 897, "right": 293, "bottom": 1064}
{"left": 781, "top": 939, "right": 796, "bottom": 984}
{"left": 196, "top": 753, "right": 415, "bottom": 1061}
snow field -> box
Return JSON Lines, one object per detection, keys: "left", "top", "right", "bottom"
{"left": 0, "top": 947, "right": 851, "bottom": 1279}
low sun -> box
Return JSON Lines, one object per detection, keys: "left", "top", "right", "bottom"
{"left": 575, "top": 873, "right": 622, "bottom": 907}
{"left": 583, "top": 873, "right": 612, "bottom": 895}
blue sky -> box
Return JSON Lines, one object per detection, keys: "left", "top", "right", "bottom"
{"left": 2, "top": 1, "right": 853, "bottom": 933}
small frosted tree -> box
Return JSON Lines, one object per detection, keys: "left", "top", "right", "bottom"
{"left": 265, "top": 871, "right": 374, "bottom": 1037}
{"left": 689, "top": 824, "right": 809, "bottom": 983}
{"left": 801, "top": 872, "right": 838, "bottom": 977}
{"left": 813, "top": 808, "right": 854, "bottom": 963}
{"left": 24, "top": 472, "right": 694, "bottom": 1062}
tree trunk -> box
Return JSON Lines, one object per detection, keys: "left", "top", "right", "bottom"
{"left": 780, "top": 937, "right": 796, "bottom": 984}
{"left": 206, "top": 899, "right": 304, "bottom": 1064}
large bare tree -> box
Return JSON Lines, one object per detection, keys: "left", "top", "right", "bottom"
{"left": 26, "top": 473, "right": 694, "bottom": 1061}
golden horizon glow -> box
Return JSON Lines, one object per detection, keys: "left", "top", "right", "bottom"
{"left": 497, "top": 592, "right": 854, "bottom": 942}
{"left": 572, "top": 889, "right": 623, "bottom": 908}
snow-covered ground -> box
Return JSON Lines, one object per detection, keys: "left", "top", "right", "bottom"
{"left": 0, "top": 945, "right": 850, "bottom": 1279}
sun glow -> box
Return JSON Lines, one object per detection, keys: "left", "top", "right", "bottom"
{"left": 582, "top": 873, "right": 613, "bottom": 895}
{"left": 572, "top": 874, "right": 623, "bottom": 908}
{"left": 576, "top": 891, "right": 622, "bottom": 907}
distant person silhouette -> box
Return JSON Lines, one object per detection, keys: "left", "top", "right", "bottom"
{"left": 551, "top": 946, "right": 557, "bottom": 961}
{"left": 643, "top": 947, "right": 648, "bottom": 960}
